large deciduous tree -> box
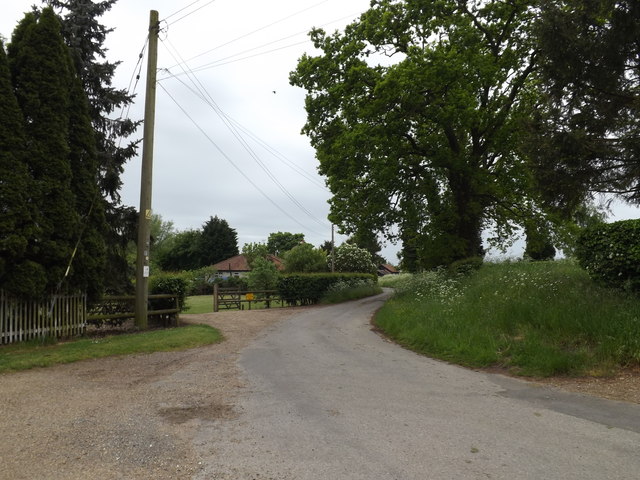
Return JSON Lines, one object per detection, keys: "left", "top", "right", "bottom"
{"left": 267, "top": 232, "right": 305, "bottom": 257}
{"left": 530, "top": 0, "right": 640, "bottom": 212}
{"left": 291, "top": 0, "right": 540, "bottom": 269}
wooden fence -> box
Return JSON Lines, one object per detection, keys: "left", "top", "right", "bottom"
{"left": 0, "top": 290, "right": 86, "bottom": 344}
{"left": 213, "top": 285, "right": 284, "bottom": 312}
{"left": 87, "top": 294, "right": 180, "bottom": 328}
{"left": 1, "top": 291, "right": 181, "bottom": 345}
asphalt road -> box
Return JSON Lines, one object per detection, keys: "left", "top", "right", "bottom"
{"left": 196, "top": 291, "right": 640, "bottom": 479}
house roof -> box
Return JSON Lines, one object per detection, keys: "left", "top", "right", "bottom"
{"left": 212, "top": 254, "right": 285, "bottom": 272}
{"left": 212, "top": 255, "right": 251, "bottom": 272}
{"left": 379, "top": 264, "right": 399, "bottom": 274}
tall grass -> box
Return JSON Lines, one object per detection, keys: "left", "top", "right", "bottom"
{"left": 375, "top": 261, "right": 640, "bottom": 377}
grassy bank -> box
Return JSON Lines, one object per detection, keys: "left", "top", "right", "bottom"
{"left": 0, "top": 324, "right": 222, "bottom": 373}
{"left": 375, "top": 261, "right": 640, "bottom": 377}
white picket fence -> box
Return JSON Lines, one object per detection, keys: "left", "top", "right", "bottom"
{"left": 0, "top": 290, "right": 86, "bottom": 344}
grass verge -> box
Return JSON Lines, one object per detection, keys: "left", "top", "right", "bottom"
{"left": 0, "top": 324, "right": 222, "bottom": 373}
{"left": 320, "top": 284, "right": 383, "bottom": 304}
{"left": 184, "top": 295, "right": 214, "bottom": 314}
{"left": 374, "top": 260, "right": 640, "bottom": 377}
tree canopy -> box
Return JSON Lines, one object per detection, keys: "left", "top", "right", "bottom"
{"left": 291, "top": 0, "right": 540, "bottom": 269}
{"left": 155, "top": 216, "right": 239, "bottom": 272}
{"left": 267, "top": 232, "right": 305, "bottom": 256}
{"left": 529, "top": 0, "right": 640, "bottom": 213}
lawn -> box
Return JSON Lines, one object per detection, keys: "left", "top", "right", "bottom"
{"left": 0, "top": 324, "right": 222, "bottom": 373}
{"left": 375, "top": 260, "right": 640, "bottom": 377}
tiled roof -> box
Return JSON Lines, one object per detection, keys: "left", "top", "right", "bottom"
{"left": 212, "top": 254, "right": 285, "bottom": 272}
{"left": 379, "top": 264, "right": 399, "bottom": 274}
{"left": 212, "top": 255, "right": 251, "bottom": 272}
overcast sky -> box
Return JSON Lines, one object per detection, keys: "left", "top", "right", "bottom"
{"left": 2, "top": 0, "right": 639, "bottom": 264}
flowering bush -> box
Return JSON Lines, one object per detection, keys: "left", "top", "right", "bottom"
{"left": 332, "top": 243, "right": 376, "bottom": 273}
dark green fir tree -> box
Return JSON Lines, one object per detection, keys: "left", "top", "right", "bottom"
{"left": 8, "top": 8, "right": 79, "bottom": 292}
{"left": 0, "top": 39, "right": 47, "bottom": 297}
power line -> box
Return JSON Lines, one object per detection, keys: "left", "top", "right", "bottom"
{"left": 163, "top": 10, "right": 363, "bottom": 74}
{"left": 159, "top": 67, "right": 327, "bottom": 191}
{"left": 165, "top": 0, "right": 329, "bottom": 69}
{"left": 159, "top": 37, "right": 329, "bottom": 229}
{"left": 163, "top": 0, "right": 218, "bottom": 26}
{"left": 158, "top": 82, "right": 327, "bottom": 237}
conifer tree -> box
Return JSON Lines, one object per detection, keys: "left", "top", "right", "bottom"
{"left": 67, "top": 65, "right": 107, "bottom": 299}
{"left": 46, "top": 0, "right": 141, "bottom": 293}
{"left": 8, "top": 8, "right": 79, "bottom": 292}
{"left": 0, "top": 40, "right": 47, "bottom": 297}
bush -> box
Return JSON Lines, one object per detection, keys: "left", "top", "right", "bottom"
{"left": 278, "top": 273, "right": 376, "bottom": 305}
{"left": 186, "top": 266, "right": 217, "bottom": 295}
{"left": 247, "top": 257, "right": 279, "bottom": 291}
{"left": 149, "top": 272, "right": 190, "bottom": 312}
{"left": 575, "top": 219, "right": 640, "bottom": 292}
{"left": 321, "top": 277, "right": 382, "bottom": 304}
{"left": 333, "top": 243, "right": 376, "bottom": 273}
{"left": 448, "top": 256, "right": 484, "bottom": 276}
{"left": 283, "top": 243, "right": 328, "bottom": 272}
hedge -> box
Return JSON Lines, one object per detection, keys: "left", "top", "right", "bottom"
{"left": 575, "top": 219, "right": 640, "bottom": 292}
{"left": 277, "top": 273, "right": 377, "bottom": 305}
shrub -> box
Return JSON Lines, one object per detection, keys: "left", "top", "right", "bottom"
{"left": 283, "top": 243, "right": 328, "bottom": 273}
{"left": 575, "top": 219, "right": 640, "bottom": 291}
{"left": 186, "top": 266, "right": 217, "bottom": 295}
{"left": 247, "top": 257, "right": 279, "bottom": 291}
{"left": 278, "top": 273, "right": 376, "bottom": 305}
{"left": 332, "top": 243, "right": 376, "bottom": 274}
{"left": 321, "top": 277, "right": 382, "bottom": 304}
{"left": 448, "top": 256, "right": 484, "bottom": 277}
{"left": 149, "top": 272, "right": 190, "bottom": 311}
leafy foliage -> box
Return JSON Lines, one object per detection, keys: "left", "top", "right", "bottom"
{"left": 46, "top": 0, "right": 140, "bottom": 294}
{"left": 267, "top": 232, "right": 305, "bottom": 256}
{"left": 156, "top": 229, "right": 201, "bottom": 272}
{"left": 575, "top": 219, "right": 640, "bottom": 292}
{"left": 283, "top": 243, "right": 328, "bottom": 273}
{"left": 333, "top": 243, "right": 376, "bottom": 274}
{"left": 530, "top": 0, "right": 640, "bottom": 209}
{"left": 247, "top": 257, "right": 279, "bottom": 291}
{"left": 155, "top": 215, "right": 239, "bottom": 271}
{"left": 242, "top": 242, "right": 269, "bottom": 267}
{"left": 290, "top": 0, "right": 540, "bottom": 269}
{"left": 149, "top": 271, "right": 190, "bottom": 311}
{"left": 278, "top": 273, "right": 376, "bottom": 306}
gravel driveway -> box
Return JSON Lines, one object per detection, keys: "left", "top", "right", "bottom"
{"left": 1, "top": 298, "right": 638, "bottom": 479}
{"left": 0, "top": 307, "right": 307, "bottom": 480}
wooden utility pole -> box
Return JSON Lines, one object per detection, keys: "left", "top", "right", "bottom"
{"left": 331, "top": 224, "right": 335, "bottom": 273}
{"left": 135, "top": 10, "right": 160, "bottom": 329}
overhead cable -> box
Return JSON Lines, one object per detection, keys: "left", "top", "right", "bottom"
{"left": 160, "top": 38, "right": 329, "bottom": 229}
{"left": 158, "top": 82, "right": 327, "bottom": 237}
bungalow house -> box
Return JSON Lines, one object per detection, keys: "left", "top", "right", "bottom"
{"left": 377, "top": 263, "right": 399, "bottom": 276}
{"left": 212, "top": 254, "right": 284, "bottom": 279}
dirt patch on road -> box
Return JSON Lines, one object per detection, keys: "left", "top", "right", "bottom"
{"left": 0, "top": 307, "right": 308, "bottom": 480}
